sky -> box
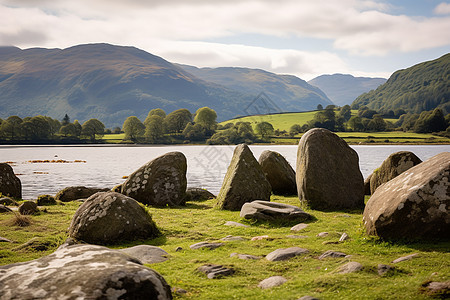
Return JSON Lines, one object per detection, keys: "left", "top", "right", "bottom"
{"left": 0, "top": 0, "right": 449, "bottom": 80}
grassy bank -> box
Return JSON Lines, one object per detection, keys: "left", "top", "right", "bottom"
{"left": 1, "top": 196, "right": 448, "bottom": 299}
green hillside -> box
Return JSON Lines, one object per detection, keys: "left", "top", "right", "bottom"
{"left": 352, "top": 53, "right": 450, "bottom": 114}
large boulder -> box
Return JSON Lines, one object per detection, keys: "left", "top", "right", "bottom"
{"left": 55, "top": 186, "right": 109, "bottom": 202}
{"left": 240, "top": 200, "right": 312, "bottom": 222}
{"left": 0, "top": 163, "right": 21, "bottom": 199}
{"left": 18, "top": 201, "right": 38, "bottom": 215}
{"left": 185, "top": 187, "right": 215, "bottom": 201}
{"left": 363, "top": 152, "right": 450, "bottom": 239}
{"left": 296, "top": 128, "right": 364, "bottom": 210}
{"left": 0, "top": 244, "right": 172, "bottom": 299}
{"left": 68, "top": 191, "right": 160, "bottom": 244}
{"left": 216, "top": 144, "right": 271, "bottom": 210}
{"left": 258, "top": 150, "right": 297, "bottom": 195}
{"left": 121, "top": 152, "right": 187, "bottom": 207}
{"left": 370, "top": 151, "right": 422, "bottom": 194}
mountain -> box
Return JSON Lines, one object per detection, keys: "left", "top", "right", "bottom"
{"left": 308, "top": 74, "right": 386, "bottom": 106}
{"left": 177, "top": 65, "right": 333, "bottom": 112}
{"left": 0, "top": 43, "right": 332, "bottom": 128}
{"left": 351, "top": 54, "right": 450, "bottom": 114}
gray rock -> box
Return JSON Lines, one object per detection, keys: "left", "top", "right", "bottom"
{"left": 259, "top": 150, "right": 297, "bottom": 195}
{"left": 119, "top": 245, "right": 169, "bottom": 264}
{"left": 251, "top": 235, "right": 270, "bottom": 241}
{"left": 298, "top": 296, "right": 320, "bottom": 300}
{"left": 392, "top": 253, "right": 419, "bottom": 264}
{"left": 36, "top": 194, "right": 56, "bottom": 206}
{"left": 216, "top": 144, "right": 271, "bottom": 210}
{"left": 0, "top": 237, "right": 13, "bottom": 243}
{"left": 364, "top": 174, "right": 372, "bottom": 195}
{"left": 296, "top": 128, "right": 364, "bottom": 210}
{"left": 336, "top": 261, "right": 363, "bottom": 274}
{"left": 370, "top": 151, "right": 422, "bottom": 194}
{"left": 0, "top": 244, "right": 172, "bottom": 299}
{"left": 0, "top": 197, "right": 18, "bottom": 206}
{"left": 0, "top": 163, "right": 21, "bottom": 199}
{"left": 0, "top": 204, "right": 12, "bottom": 213}
{"left": 266, "top": 247, "right": 309, "bottom": 261}
{"left": 421, "top": 280, "right": 450, "bottom": 296}
{"left": 55, "top": 186, "right": 109, "bottom": 202}
{"left": 220, "top": 235, "right": 246, "bottom": 241}
{"left": 287, "top": 235, "right": 308, "bottom": 239}
{"left": 224, "top": 221, "right": 249, "bottom": 227}
{"left": 377, "top": 264, "right": 395, "bottom": 276}
{"left": 318, "top": 250, "right": 347, "bottom": 260}
{"left": 291, "top": 223, "right": 308, "bottom": 231}
{"left": 18, "top": 201, "right": 38, "bottom": 215}
{"left": 240, "top": 200, "right": 312, "bottom": 222}
{"left": 339, "top": 233, "right": 349, "bottom": 242}
{"left": 317, "top": 232, "right": 329, "bottom": 237}
{"left": 258, "top": 276, "right": 287, "bottom": 289}
{"left": 230, "top": 253, "right": 261, "bottom": 260}
{"left": 189, "top": 242, "right": 224, "bottom": 250}
{"left": 68, "top": 191, "right": 160, "bottom": 244}
{"left": 172, "top": 287, "right": 187, "bottom": 294}
{"left": 363, "top": 152, "right": 450, "bottom": 239}
{"left": 185, "top": 187, "right": 215, "bottom": 201}
{"left": 197, "top": 264, "right": 234, "bottom": 279}
{"left": 121, "top": 152, "right": 187, "bottom": 207}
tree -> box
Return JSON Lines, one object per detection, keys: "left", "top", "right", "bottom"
{"left": 122, "top": 116, "right": 145, "bottom": 142}
{"left": 255, "top": 121, "right": 274, "bottom": 139}
{"left": 165, "top": 109, "right": 192, "bottom": 133}
{"left": 81, "top": 119, "right": 105, "bottom": 141}
{"left": 347, "top": 116, "right": 364, "bottom": 132}
{"left": 289, "top": 124, "right": 302, "bottom": 136}
{"left": 145, "top": 115, "right": 165, "bottom": 143}
{"left": 368, "top": 115, "right": 387, "bottom": 132}
{"left": 62, "top": 114, "right": 70, "bottom": 126}
{"left": 194, "top": 107, "right": 217, "bottom": 135}
{"left": 339, "top": 105, "right": 352, "bottom": 121}
{"left": 183, "top": 123, "right": 206, "bottom": 141}
{"left": 309, "top": 107, "right": 336, "bottom": 131}
{"left": 413, "top": 108, "right": 447, "bottom": 133}
{"left": 147, "top": 108, "right": 166, "bottom": 119}
{"left": 317, "top": 104, "right": 323, "bottom": 110}
{"left": 73, "top": 120, "right": 82, "bottom": 137}
{"left": 113, "top": 127, "right": 122, "bottom": 134}
{"left": 59, "top": 123, "right": 78, "bottom": 137}
{"left": 0, "top": 116, "right": 23, "bottom": 140}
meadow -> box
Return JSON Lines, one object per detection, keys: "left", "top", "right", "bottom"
{"left": 1, "top": 196, "right": 448, "bottom": 299}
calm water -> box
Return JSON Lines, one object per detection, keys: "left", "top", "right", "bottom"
{"left": 0, "top": 144, "right": 449, "bottom": 199}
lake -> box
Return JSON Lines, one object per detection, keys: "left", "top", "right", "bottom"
{"left": 1, "top": 144, "right": 449, "bottom": 199}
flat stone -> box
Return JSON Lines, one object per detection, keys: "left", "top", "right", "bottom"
{"left": 258, "top": 276, "right": 287, "bottom": 289}
{"left": 298, "top": 296, "right": 320, "bottom": 300}
{"left": 287, "top": 235, "right": 308, "bottom": 239}
{"left": 336, "top": 261, "right": 363, "bottom": 274}
{"left": 291, "top": 223, "right": 308, "bottom": 231}
{"left": 241, "top": 200, "right": 312, "bottom": 222}
{"left": 189, "top": 242, "right": 224, "bottom": 250}
{"left": 220, "top": 235, "right": 246, "bottom": 241}
{"left": 318, "top": 250, "right": 347, "bottom": 260}
{"left": 266, "top": 247, "right": 309, "bottom": 261}
{"left": 392, "top": 253, "right": 419, "bottom": 264}
{"left": 251, "top": 235, "right": 270, "bottom": 241}
{"left": 224, "top": 221, "right": 249, "bottom": 227}
{"left": 230, "top": 253, "right": 262, "bottom": 260}
{"left": 377, "top": 264, "right": 395, "bottom": 276}
{"left": 421, "top": 280, "right": 450, "bottom": 296}
{"left": 317, "top": 232, "right": 329, "bottom": 237}
{"left": 339, "top": 233, "right": 349, "bottom": 242}
{"left": 197, "top": 264, "right": 234, "bottom": 279}
{"left": 0, "top": 237, "right": 13, "bottom": 243}
{"left": 119, "top": 245, "right": 169, "bottom": 264}
{"left": 172, "top": 287, "right": 188, "bottom": 294}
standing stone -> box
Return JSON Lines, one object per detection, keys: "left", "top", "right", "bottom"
{"left": 0, "top": 244, "right": 172, "bottom": 299}
{"left": 121, "top": 152, "right": 187, "bottom": 206}
{"left": 370, "top": 151, "right": 422, "bottom": 194}
{"left": 363, "top": 152, "right": 450, "bottom": 240}
{"left": 55, "top": 186, "right": 109, "bottom": 202}
{"left": 364, "top": 174, "right": 372, "bottom": 195}
{"left": 216, "top": 144, "right": 271, "bottom": 210}
{"left": 0, "top": 163, "right": 21, "bottom": 199}
{"left": 296, "top": 128, "right": 364, "bottom": 210}
{"left": 258, "top": 150, "right": 297, "bottom": 195}
{"left": 68, "top": 191, "right": 160, "bottom": 244}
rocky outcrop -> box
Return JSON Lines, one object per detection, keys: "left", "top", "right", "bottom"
{"left": 121, "top": 152, "right": 187, "bottom": 207}
{"left": 296, "top": 128, "right": 364, "bottom": 210}
{"left": 258, "top": 150, "right": 297, "bottom": 195}
{"left": 216, "top": 144, "right": 271, "bottom": 210}
{"left": 185, "top": 187, "right": 215, "bottom": 201}
{"left": 240, "top": 200, "right": 312, "bottom": 222}
{"left": 68, "top": 191, "right": 160, "bottom": 244}
{"left": 0, "top": 163, "right": 21, "bottom": 199}
{"left": 0, "top": 244, "right": 172, "bottom": 299}
{"left": 37, "top": 194, "right": 56, "bottom": 206}
{"left": 55, "top": 186, "right": 109, "bottom": 202}
{"left": 370, "top": 151, "right": 422, "bottom": 194}
{"left": 363, "top": 152, "right": 450, "bottom": 239}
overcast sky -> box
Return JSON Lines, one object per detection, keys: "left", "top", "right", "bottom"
{"left": 1, "top": 0, "right": 449, "bottom": 80}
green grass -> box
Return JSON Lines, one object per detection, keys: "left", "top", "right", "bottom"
{"left": 1, "top": 196, "right": 448, "bottom": 299}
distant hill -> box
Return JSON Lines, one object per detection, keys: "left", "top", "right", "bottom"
{"left": 0, "top": 43, "right": 253, "bottom": 127}
{"left": 351, "top": 54, "right": 450, "bottom": 114}
{"left": 308, "top": 74, "right": 386, "bottom": 106}
{"left": 0, "top": 43, "right": 332, "bottom": 128}
{"left": 178, "top": 65, "right": 333, "bottom": 112}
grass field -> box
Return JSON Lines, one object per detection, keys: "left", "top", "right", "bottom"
{"left": 1, "top": 196, "right": 448, "bottom": 299}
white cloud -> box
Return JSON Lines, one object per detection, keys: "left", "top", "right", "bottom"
{"left": 434, "top": 2, "right": 450, "bottom": 15}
